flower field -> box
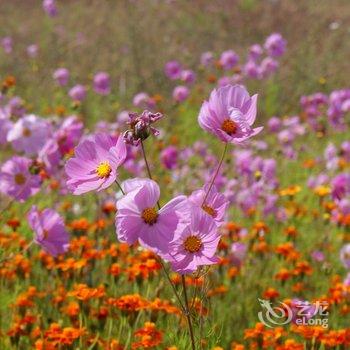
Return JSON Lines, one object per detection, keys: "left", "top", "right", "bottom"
{"left": 1, "top": 1, "right": 350, "bottom": 349}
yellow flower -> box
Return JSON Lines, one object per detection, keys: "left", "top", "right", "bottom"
{"left": 279, "top": 185, "right": 301, "bottom": 197}
{"left": 314, "top": 186, "right": 331, "bottom": 197}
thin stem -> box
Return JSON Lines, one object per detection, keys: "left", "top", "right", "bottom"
{"left": 140, "top": 139, "right": 161, "bottom": 210}
{"left": 181, "top": 275, "right": 196, "bottom": 350}
{"left": 156, "top": 257, "right": 186, "bottom": 313}
{"left": 201, "top": 142, "right": 228, "bottom": 206}
{"left": 140, "top": 139, "right": 153, "bottom": 180}
{"left": 115, "top": 180, "right": 125, "bottom": 195}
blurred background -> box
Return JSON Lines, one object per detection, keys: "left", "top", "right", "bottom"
{"left": 0, "top": 0, "right": 349, "bottom": 124}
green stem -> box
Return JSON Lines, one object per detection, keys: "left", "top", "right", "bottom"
{"left": 201, "top": 142, "right": 228, "bottom": 206}
{"left": 140, "top": 139, "right": 161, "bottom": 209}
{"left": 115, "top": 179, "right": 125, "bottom": 195}
{"left": 156, "top": 257, "right": 186, "bottom": 314}
{"left": 182, "top": 275, "right": 196, "bottom": 350}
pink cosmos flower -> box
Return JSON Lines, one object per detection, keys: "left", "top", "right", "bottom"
{"left": 53, "top": 68, "right": 69, "bottom": 86}
{"left": 65, "top": 133, "right": 127, "bottom": 195}
{"left": 189, "top": 184, "right": 228, "bottom": 226}
{"left": 27, "top": 44, "right": 38, "bottom": 58}
{"left": 7, "top": 97, "right": 26, "bottom": 117}
{"left": 7, "top": 114, "right": 51, "bottom": 155}
{"left": 200, "top": 51, "right": 214, "bottom": 67}
{"left": 180, "top": 70, "right": 196, "bottom": 84}
{"left": 132, "top": 92, "right": 156, "bottom": 109}
{"left": 164, "top": 60, "right": 182, "bottom": 80}
{"left": 0, "top": 156, "right": 41, "bottom": 202}
{"left": 248, "top": 44, "right": 263, "bottom": 61}
{"left": 264, "top": 33, "right": 286, "bottom": 57}
{"left": 68, "top": 84, "right": 86, "bottom": 102}
{"left": 160, "top": 146, "right": 178, "bottom": 170}
{"left": 198, "top": 84, "right": 262, "bottom": 143}
{"left": 219, "top": 50, "right": 239, "bottom": 70}
{"left": 28, "top": 206, "right": 70, "bottom": 256}
{"left": 173, "top": 85, "right": 189, "bottom": 103}
{"left": 115, "top": 178, "right": 189, "bottom": 255}
{"left": 38, "top": 139, "right": 61, "bottom": 174}
{"left": 93, "top": 72, "right": 111, "bottom": 95}
{"left": 1, "top": 37, "right": 12, "bottom": 54}
{"left": 167, "top": 207, "right": 220, "bottom": 274}
{"left": 260, "top": 57, "right": 279, "bottom": 78}
{"left": 244, "top": 60, "right": 261, "bottom": 79}
{"left": 43, "top": 0, "right": 58, "bottom": 17}
{"left": 230, "top": 242, "right": 247, "bottom": 266}
{"left": 54, "top": 115, "right": 83, "bottom": 154}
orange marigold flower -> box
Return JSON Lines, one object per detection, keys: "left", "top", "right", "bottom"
{"left": 109, "top": 263, "right": 122, "bottom": 277}
{"left": 244, "top": 322, "right": 265, "bottom": 339}
{"left": 231, "top": 343, "right": 245, "bottom": 350}
{"left": 284, "top": 226, "right": 298, "bottom": 238}
{"left": 227, "top": 267, "right": 239, "bottom": 279}
{"left": 34, "top": 339, "right": 56, "bottom": 350}
{"left": 63, "top": 301, "right": 80, "bottom": 317}
{"left": 149, "top": 298, "right": 180, "bottom": 315}
{"left": 252, "top": 240, "right": 269, "bottom": 254}
{"left": 68, "top": 284, "right": 105, "bottom": 301}
{"left": 207, "top": 285, "right": 228, "bottom": 297}
{"left": 69, "top": 218, "right": 90, "bottom": 231}
{"left": 263, "top": 287, "right": 279, "bottom": 300}
{"left": 252, "top": 221, "right": 270, "bottom": 236}
{"left": 45, "top": 323, "right": 85, "bottom": 345}
{"left": 2, "top": 75, "right": 16, "bottom": 89}
{"left": 279, "top": 185, "right": 301, "bottom": 197}
{"left": 131, "top": 322, "right": 163, "bottom": 349}
{"left": 293, "top": 261, "right": 313, "bottom": 276}
{"left": 6, "top": 218, "right": 20, "bottom": 230}
{"left": 276, "top": 339, "right": 304, "bottom": 350}
{"left": 275, "top": 268, "right": 291, "bottom": 282}
{"left": 292, "top": 282, "right": 305, "bottom": 293}
{"left": 107, "top": 294, "right": 149, "bottom": 312}
{"left": 102, "top": 201, "right": 117, "bottom": 214}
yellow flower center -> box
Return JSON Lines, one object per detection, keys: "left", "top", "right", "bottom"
{"left": 22, "top": 127, "right": 31, "bottom": 137}
{"left": 96, "top": 161, "right": 112, "bottom": 178}
{"left": 202, "top": 204, "right": 217, "bottom": 218}
{"left": 14, "top": 173, "right": 26, "bottom": 185}
{"left": 141, "top": 207, "right": 158, "bottom": 225}
{"left": 221, "top": 119, "right": 237, "bottom": 135}
{"left": 183, "top": 235, "right": 202, "bottom": 253}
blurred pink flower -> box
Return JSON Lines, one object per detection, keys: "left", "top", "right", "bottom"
{"left": 7, "top": 114, "right": 51, "bottom": 155}
{"left": 264, "top": 33, "right": 286, "bottom": 57}
{"left": 164, "top": 60, "right": 182, "bottom": 80}
{"left": 0, "top": 156, "right": 41, "bottom": 202}
{"left": 69, "top": 84, "right": 86, "bottom": 102}
{"left": 93, "top": 72, "right": 111, "bottom": 95}
{"left": 28, "top": 206, "right": 70, "bottom": 256}
{"left": 53, "top": 68, "right": 70, "bottom": 86}
{"left": 173, "top": 85, "right": 189, "bottom": 103}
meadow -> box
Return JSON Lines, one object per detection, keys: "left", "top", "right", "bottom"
{"left": 0, "top": 1, "right": 350, "bottom": 349}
